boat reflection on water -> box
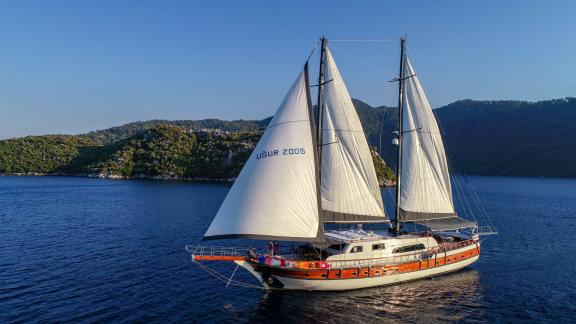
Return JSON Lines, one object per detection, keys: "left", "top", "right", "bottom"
{"left": 243, "top": 269, "right": 485, "bottom": 322}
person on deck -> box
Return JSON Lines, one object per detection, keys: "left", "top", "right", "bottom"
{"left": 268, "top": 241, "right": 274, "bottom": 256}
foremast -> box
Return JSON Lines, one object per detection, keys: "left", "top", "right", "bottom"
{"left": 394, "top": 37, "right": 406, "bottom": 233}
{"left": 316, "top": 36, "right": 327, "bottom": 159}
{"left": 313, "top": 37, "right": 328, "bottom": 239}
{"left": 304, "top": 58, "right": 324, "bottom": 240}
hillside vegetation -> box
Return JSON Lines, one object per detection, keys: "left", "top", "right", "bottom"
{"left": 435, "top": 98, "right": 576, "bottom": 177}
{"left": 355, "top": 97, "right": 576, "bottom": 178}
{"left": 0, "top": 125, "right": 396, "bottom": 185}
{"left": 87, "top": 126, "right": 260, "bottom": 180}
{"left": 82, "top": 119, "right": 268, "bottom": 145}
{"left": 2, "top": 97, "right": 575, "bottom": 180}
{"left": 0, "top": 136, "right": 98, "bottom": 174}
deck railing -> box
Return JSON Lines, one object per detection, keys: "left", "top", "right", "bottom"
{"left": 300, "top": 240, "right": 477, "bottom": 269}
{"left": 187, "top": 239, "right": 478, "bottom": 269}
{"left": 327, "top": 253, "right": 421, "bottom": 269}
{"left": 186, "top": 245, "right": 251, "bottom": 258}
{"left": 476, "top": 225, "right": 498, "bottom": 235}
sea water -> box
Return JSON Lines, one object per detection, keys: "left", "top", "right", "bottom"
{"left": 1, "top": 176, "right": 575, "bottom": 322}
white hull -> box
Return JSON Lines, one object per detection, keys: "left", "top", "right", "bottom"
{"left": 236, "top": 244, "right": 480, "bottom": 291}
{"left": 272, "top": 255, "right": 478, "bottom": 291}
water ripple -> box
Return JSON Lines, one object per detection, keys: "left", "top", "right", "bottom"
{"left": 1, "top": 176, "right": 576, "bottom": 322}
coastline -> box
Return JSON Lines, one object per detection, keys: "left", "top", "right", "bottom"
{"left": 3, "top": 172, "right": 571, "bottom": 186}
{"left": 0, "top": 172, "right": 235, "bottom": 183}
{"left": 0, "top": 172, "right": 398, "bottom": 187}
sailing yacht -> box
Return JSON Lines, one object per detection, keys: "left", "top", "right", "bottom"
{"left": 187, "top": 37, "right": 494, "bottom": 291}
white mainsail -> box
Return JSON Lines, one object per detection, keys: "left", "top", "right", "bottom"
{"left": 204, "top": 67, "right": 322, "bottom": 240}
{"left": 320, "top": 48, "right": 387, "bottom": 223}
{"left": 399, "top": 56, "right": 475, "bottom": 230}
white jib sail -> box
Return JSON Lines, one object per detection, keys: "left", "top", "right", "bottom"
{"left": 203, "top": 68, "right": 320, "bottom": 241}
{"left": 320, "top": 48, "right": 387, "bottom": 222}
{"left": 400, "top": 57, "right": 455, "bottom": 218}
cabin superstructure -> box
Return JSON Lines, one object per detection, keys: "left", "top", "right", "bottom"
{"left": 187, "top": 37, "right": 494, "bottom": 291}
{"left": 322, "top": 229, "right": 439, "bottom": 261}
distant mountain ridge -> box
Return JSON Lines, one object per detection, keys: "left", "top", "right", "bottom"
{"left": 82, "top": 118, "right": 270, "bottom": 145}
{"left": 352, "top": 97, "right": 576, "bottom": 178}
{"left": 435, "top": 98, "right": 576, "bottom": 177}
{"left": 83, "top": 96, "right": 576, "bottom": 178}
{"left": 79, "top": 97, "right": 576, "bottom": 178}
{"left": 1, "top": 97, "right": 575, "bottom": 179}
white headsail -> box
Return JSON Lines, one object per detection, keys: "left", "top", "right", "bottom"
{"left": 203, "top": 67, "right": 322, "bottom": 241}
{"left": 320, "top": 48, "right": 388, "bottom": 223}
{"left": 399, "top": 56, "right": 475, "bottom": 230}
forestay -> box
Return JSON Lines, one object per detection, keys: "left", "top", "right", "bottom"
{"left": 203, "top": 67, "right": 322, "bottom": 241}
{"left": 399, "top": 57, "right": 475, "bottom": 230}
{"left": 320, "top": 48, "right": 388, "bottom": 223}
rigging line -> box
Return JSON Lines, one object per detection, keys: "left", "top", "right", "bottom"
{"left": 198, "top": 262, "right": 262, "bottom": 289}
{"left": 433, "top": 111, "right": 482, "bottom": 225}
{"left": 426, "top": 129, "right": 475, "bottom": 220}
{"left": 384, "top": 185, "right": 397, "bottom": 207}
{"left": 330, "top": 39, "right": 398, "bottom": 42}
{"left": 193, "top": 261, "right": 265, "bottom": 289}
{"left": 267, "top": 119, "right": 309, "bottom": 129}
{"left": 322, "top": 128, "right": 365, "bottom": 133}
{"left": 459, "top": 177, "right": 482, "bottom": 227}
{"left": 435, "top": 140, "right": 479, "bottom": 226}
{"left": 449, "top": 157, "right": 475, "bottom": 221}
{"left": 413, "top": 130, "right": 441, "bottom": 135}
{"left": 330, "top": 44, "right": 395, "bottom": 77}
{"left": 450, "top": 164, "right": 471, "bottom": 219}
{"left": 452, "top": 165, "right": 477, "bottom": 223}
{"left": 461, "top": 173, "right": 497, "bottom": 232}
{"left": 305, "top": 40, "right": 320, "bottom": 63}
{"left": 226, "top": 264, "right": 240, "bottom": 288}
{"left": 412, "top": 112, "right": 475, "bottom": 224}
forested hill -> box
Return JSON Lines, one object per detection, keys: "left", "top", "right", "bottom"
{"left": 0, "top": 126, "right": 394, "bottom": 185}
{"left": 1, "top": 97, "right": 575, "bottom": 179}
{"left": 358, "top": 97, "right": 576, "bottom": 178}
{"left": 82, "top": 118, "right": 270, "bottom": 145}
{"left": 435, "top": 98, "right": 576, "bottom": 177}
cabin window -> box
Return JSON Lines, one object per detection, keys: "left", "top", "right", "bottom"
{"left": 392, "top": 243, "right": 426, "bottom": 254}
{"left": 350, "top": 246, "right": 363, "bottom": 253}
{"left": 327, "top": 243, "right": 345, "bottom": 251}
{"left": 372, "top": 243, "right": 386, "bottom": 251}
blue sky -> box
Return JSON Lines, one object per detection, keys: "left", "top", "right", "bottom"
{"left": 0, "top": 1, "right": 575, "bottom": 138}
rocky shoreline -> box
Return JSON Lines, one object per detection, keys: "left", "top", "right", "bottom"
{"left": 0, "top": 172, "right": 235, "bottom": 182}
{"left": 1, "top": 172, "right": 396, "bottom": 187}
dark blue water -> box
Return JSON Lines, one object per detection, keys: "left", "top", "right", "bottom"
{"left": 1, "top": 176, "right": 575, "bottom": 323}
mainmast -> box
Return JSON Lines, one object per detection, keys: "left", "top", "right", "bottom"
{"left": 316, "top": 37, "right": 328, "bottom": 156}
{"left": 315, "top": 37, "right": 327, "bottom": 245}
{"left": 394, "top": 37, "right": 406, "bottom": 233}
{"left": 305, "top": 61, "right": 325, "bottom": 241}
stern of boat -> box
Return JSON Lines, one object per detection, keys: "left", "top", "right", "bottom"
{"left": 185, "top": 245, "right": 274, "bottom": 289}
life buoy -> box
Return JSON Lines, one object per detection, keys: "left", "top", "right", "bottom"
{"left": 318, "top": 261, "right": 331, "bottom": 269}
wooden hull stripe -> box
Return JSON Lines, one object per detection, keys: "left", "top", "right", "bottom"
{"left": 251, "top": 245, "right": 479, "bottom": 281}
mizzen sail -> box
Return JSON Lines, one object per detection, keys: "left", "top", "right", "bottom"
{"left": 320, "top": 48, "right": 388, "bottom": 223}
{"left": 203, "top": 66, "right": 322, "bottom": 241}
{"left": 399, "top": 57, "right": 475, "bottom": 231}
